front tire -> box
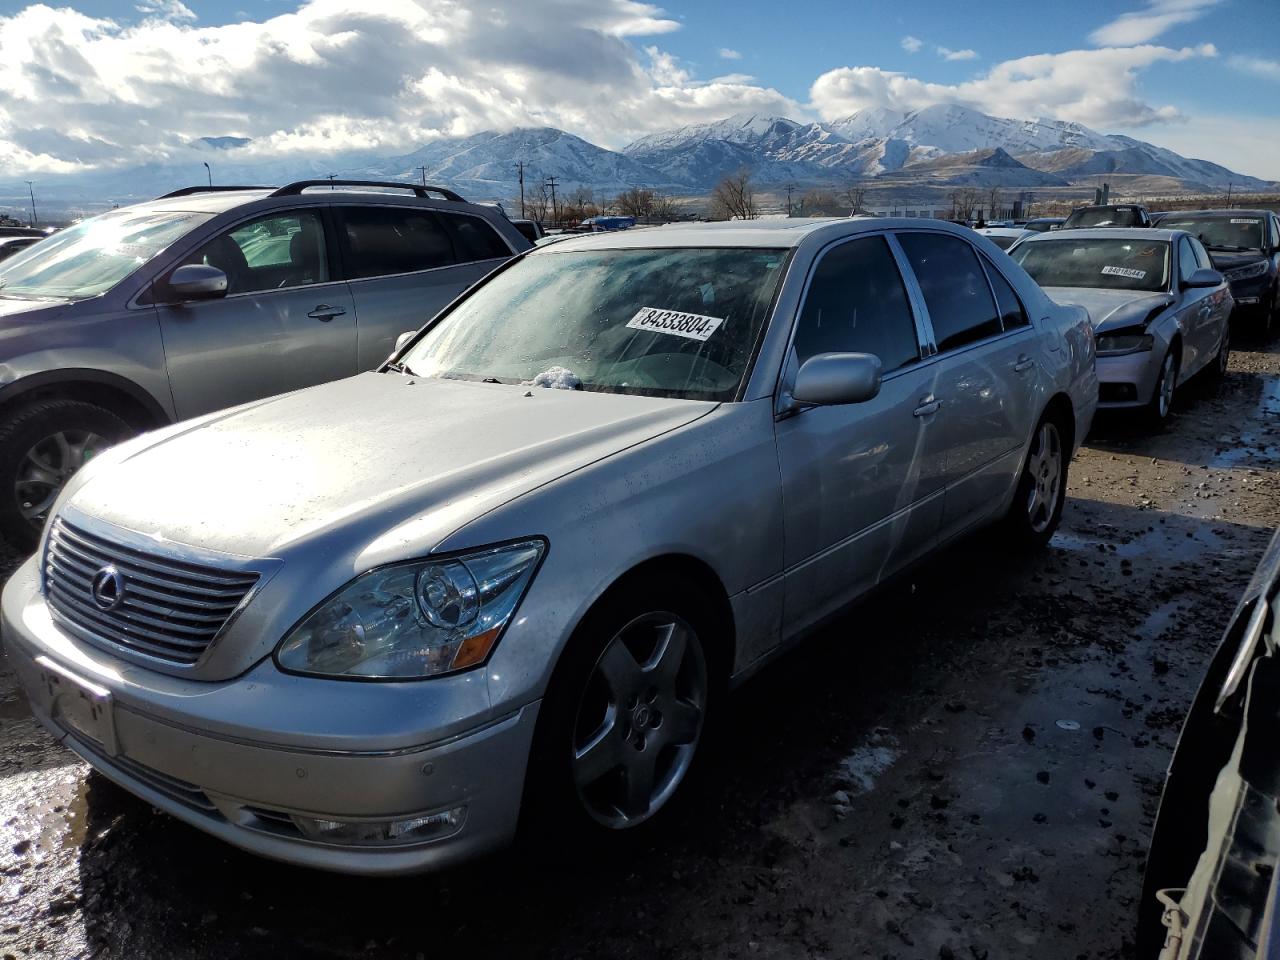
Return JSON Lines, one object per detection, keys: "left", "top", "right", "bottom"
{"left": 1145, "top": 348, "right": 1178, "bottom": 425}
{"left": 523, "top": 578, "right": 717, "bottom": 852}
{"left": 0, "top": 399, "right": 133, "bottom": 548}
{"left": 1205, "top": 323, "right": 1230, "bottom": 384}
{"left": 1005, "top": 414, "right": 1068, "bottom": 550}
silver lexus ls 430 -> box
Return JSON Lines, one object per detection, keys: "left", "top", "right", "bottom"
{"left": 3, "top": 218, "right": 1097, "bottom": 874}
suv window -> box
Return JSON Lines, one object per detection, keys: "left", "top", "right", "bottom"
{"left": 183, "top": 211, "right": 328, "bottom": 296}
{"left": 339, "top": 207, "right": 455, "bottom": 279}
{"left": 982, "top": 255, "right": 1029, "bottom": 329}
{"left": 443, "top": 213, "right": 512, "bottom": 262}
{"left": 1178, "top": 237, "right": 1198, "bottom": 284}
{"left": 793, "top": 235, "right": 919, "bottom": 373}
{"left": 897, "top": 232, "right": 1001, "bottom": 352}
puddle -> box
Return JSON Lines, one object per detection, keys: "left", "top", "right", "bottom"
{"left": 1051, "top": 522, "right": 1222, "bottom": 562}
{"left": 1134, "top": 599, "right": 1181, "bottom": 642}
{"left": 1210, "top": 375, "right": 1280, "bottom": 468}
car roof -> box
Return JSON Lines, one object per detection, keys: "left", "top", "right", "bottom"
{"left": 116, "top": 187, "right": 499, "bottom": 217}
{"left": 976, "top": 227, "right": 1030, "bottom": 236}
{"left": 524, "top": 216, "right": 977, "bottom": 251}
{"left": 1154, "top": 209, "right": 1272, "bottom": 219}
{"left": 1019, "top": 227, "right": 1182, "bottom": 243}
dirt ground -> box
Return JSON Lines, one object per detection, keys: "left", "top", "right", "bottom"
{"left": 2, "top": 332, "right": 1278, "bottom": 960}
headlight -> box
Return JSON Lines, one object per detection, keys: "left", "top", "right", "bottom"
{"left": 1095, "top": 332, "right": 1154, "bottom": 356}
{"left": 275, "top": 540, "right": 545, "bottom": 679}
{"left": 1224, "top": 261, "right": 1269, "bottom": 282}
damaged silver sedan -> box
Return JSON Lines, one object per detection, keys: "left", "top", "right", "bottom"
{"left": 3, "top": 218, "right": 1096, "bottom": 874}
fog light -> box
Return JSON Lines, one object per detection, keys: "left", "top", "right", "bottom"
{"left": 292, "top": 806, "right": 466, "bottom": 846}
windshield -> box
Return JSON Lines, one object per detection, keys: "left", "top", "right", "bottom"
{"left": 0, "top": 210, "right": 210, "bottom": 300}
{"left": 1064, "top": 207, "right": 1142, "bottom": 229}
{"left": 1158, "top": 216, "right": 1264, "bottom": 251}
{"left": 400, "top": 247, "right": 789, "bottom": 401}
{"left": 1012, "top": 238, "right": 1171, "bottom": 293}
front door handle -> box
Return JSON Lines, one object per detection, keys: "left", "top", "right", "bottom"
{"left": 307, "top": 305, "right": 346, "bottom": 321}
{"left": 1013, "top": 354, "right": 1035, "bottom": 373}
{"left": 913, "top": 396, "right": 941, "bottom": 417}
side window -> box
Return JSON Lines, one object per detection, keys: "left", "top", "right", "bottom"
{"left": 340, "top": 207, "right": 455, "bottom": 279}
{"left": 793, "top": 235, "right": 920, "bottom": 372}
{"left": 982, "top": 255, "right": 1029, "bottom": 329}
{"left": 182, "top": 210, "right": 328, "bottom": 296}
{"left": 1178, "top": 238, "right": 1198, "bottom": 284}
{"left": 444, "top": 214, "right": 512, "bottom": 262}
{"left": 896, "top": 232, "right": 1001, "bottom": 352}
{"left": 1271, "top": 216, "right": 1280, "bottom": 249}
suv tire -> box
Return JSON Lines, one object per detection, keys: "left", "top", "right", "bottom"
{"left": 0, "top": 399, "right": 133, "bottom": 548}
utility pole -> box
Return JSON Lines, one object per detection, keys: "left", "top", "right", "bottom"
{"left": 327, "top": 173, "right": 336, "bottom": 191}
{"left": 202, "top": 161, "right": 212, "bottom": 187}
{"left": 545, "top": 176, "right": 559, "bottom": 226}
{"left": 515, "top": 161, "right": 526, "bottom": 218}
{"left": 786, "top": 183, "right": 794, "bottom": 217}
{"left": 1226, "top": 182, "right": 1233, "bottom": 208}
{"left": 416, "top": 166, "right": 427, "bottom": 186}
{"left": 24, "top": 181, "right": 36, "bottom": 226}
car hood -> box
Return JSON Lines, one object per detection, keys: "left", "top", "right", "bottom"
{"left": 68, "top": 372, "right": 716, "bottom": 560}
{"left": 0, "top": 296, "right": 69, "bottom": 321}
{"left": 1206, "top": 250, "right": 1268, "bottom": 272}
{"left": 1041, "top": 287, "right": 1175, "bottom": 334}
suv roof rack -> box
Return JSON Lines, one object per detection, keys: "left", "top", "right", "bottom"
{"left": 270, "top": 180, "right": 466, "bottom": 202}
{"left": 157, "top": 185, "right": 271, "bottom": 199}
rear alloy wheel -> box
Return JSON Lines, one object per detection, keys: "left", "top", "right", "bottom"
{"left": 1005, "top": 415, "right": 1067, "bottom": 550}
{"left": 1147, "top": 349, "right": 1177, "bottom": 424}
{"left": 0, "top": 399, "right": 133, "bottom": 547}
{"left": 571, "top": 612, "right": 708, "bottom": 829}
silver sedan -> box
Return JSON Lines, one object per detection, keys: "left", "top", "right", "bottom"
{"left": 1010, "top": 228, "right": 1233, "bottom": 422}
{"left": 2, "top": 218, "right": 1096, "bottom": 874}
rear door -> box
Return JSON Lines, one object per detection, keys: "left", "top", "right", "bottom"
{"left": 775, "top": 233, "right": 944, "bottom": 637}
{"left": 336, "top": 205, "right": 516, "bottom": 369}
{"left": 894, "top": 230, "right": 1042, "bottom": 540}
{"left": 155, "top": 207, "right": 358, "bottom": 420}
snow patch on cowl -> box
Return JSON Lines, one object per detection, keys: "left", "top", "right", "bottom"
{"left": 525, "top": 367, "right": 582, "bottom": 390}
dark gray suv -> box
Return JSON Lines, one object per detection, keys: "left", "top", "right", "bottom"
{"left": 0, "top": 180, "right": 530, "bottom": 545}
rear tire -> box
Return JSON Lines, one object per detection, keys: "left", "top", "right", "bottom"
{"left": 0, "top": 399, "right": 133, "bottom": 549}
{"left": 1004, "top": 412, "right": 1068, "bottom": 550}
{"left": 521, "top": 576, "right": 720, "bottom": 861}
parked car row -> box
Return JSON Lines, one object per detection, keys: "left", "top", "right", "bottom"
{"left": 1, "top": 207, "right": 1098, "bottom": 874}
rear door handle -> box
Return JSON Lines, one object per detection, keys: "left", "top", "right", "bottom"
{"left": 307, "top": 305, "right": 346, "bottom": 321}
{"left": 1013, "top": 354, "right": 1035, "bottom": 373}
{"left": 913, "top": 396, "right": 941, "bottom": 417}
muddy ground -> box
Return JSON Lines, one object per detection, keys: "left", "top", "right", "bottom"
{"left": 2, "top": 332, "right": 1278, "bottom": 960}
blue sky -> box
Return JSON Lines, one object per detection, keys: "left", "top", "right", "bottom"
{"left": 1, "top": 0, "right": 1278, "bottom": 177}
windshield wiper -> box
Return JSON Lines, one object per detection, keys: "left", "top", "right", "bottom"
{"left": 384, "top": 360, "right": 409, "bottom": 374}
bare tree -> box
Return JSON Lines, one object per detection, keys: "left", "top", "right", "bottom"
{"left": 526, "top": 184, "right": 552, "bottom": 223}
{"left": 948, "top": 187, "right": 980, "bottom": 220}
{"left": 561, "top": 186, "right": 599, "bottom": 223}
{"left": 987, "top": 186, "right": 1003, "bottom": 220}
{"left": 615, "top": 187, "right": 657, "bottom": 220}
{"left": 708, "top": 169, "right": 758, "bottom": 221}
{"left": 841, "top": 180, "right": 868, "bottom": 215}
{"left": 650, "top": 193, "right": 682, "bottom": 222}
{"left": 799, "top": 189, "right": 840, "bottom": 216}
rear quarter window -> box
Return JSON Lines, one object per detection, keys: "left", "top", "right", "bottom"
{"left": 444, "top": 214, "right": 513, "bottom": 262}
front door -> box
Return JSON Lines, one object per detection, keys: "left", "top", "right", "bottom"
{"left": 775, "top": 234, "right": 944, "bottom": 638}
{"left": 155, "top": 209, "right": 358, "bottom": 420}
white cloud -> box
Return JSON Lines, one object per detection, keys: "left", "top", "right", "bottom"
{"left": 1089, "top": 0, "right": 1223, "bottom": 46}
{"left": 1229, "top": 54, "right": 1280, "bottom": 81}
{"left": 810, "top": 43, "right": 1217, "bottom": 128}
{"left": 0, "top": 0, "right": 799, "bottom": 173}
{"left": 718, "top": 47, "right": 741, "bottom": 60}
{"left": 900, "top": 35, "right": 922, "bottom": 54}
{"left": 936, "top": 46, "right": 977, "bottom": 61}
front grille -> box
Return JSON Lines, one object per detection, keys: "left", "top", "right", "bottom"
{"left": 44, "top": 519, "right": 259, "bottom": 665}
{"left": 113, "top": 753, "right": 218, "bottom": 812}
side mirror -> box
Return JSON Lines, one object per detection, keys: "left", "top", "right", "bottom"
{"left": 169, "top": 263, "right": 227, "bottom": 301}
{"left": 1184, "top": 267, "right": 1225, "bottom": 289}
{"left": 394, "top": 331, "right": 416, "bottom": 353}
{"left": 792, "top": 352, "right": 882, "bottom": 406}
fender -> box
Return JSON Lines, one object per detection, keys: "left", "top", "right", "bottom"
{"left": 0, "top": 368, "right": 171, "bottom": 425}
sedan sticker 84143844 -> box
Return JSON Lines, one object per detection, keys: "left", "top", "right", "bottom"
{"left": 626, "top": 307, "right": 725, "bottom": 342}
{"left": 1101, "top": 265, "right": 1146, "bottom": 280}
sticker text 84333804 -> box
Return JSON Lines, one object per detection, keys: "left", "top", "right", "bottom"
{"left": 626, "top": 307, "right": 725, "bottom": 342}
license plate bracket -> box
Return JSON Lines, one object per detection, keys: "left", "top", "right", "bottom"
{"left": 36, "top": 655, "right": 118, "bottom": 756}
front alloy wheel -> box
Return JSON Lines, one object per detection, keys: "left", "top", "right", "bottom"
{"left": 1150, "top": 350, "right": 1177, "bottom": 422}
{"left": 16, "top": 429, "right": 111, "bottom": 524}
{"left": 571, "top": 612, "right": 707, "bottom": 829}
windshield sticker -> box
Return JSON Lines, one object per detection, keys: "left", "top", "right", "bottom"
{"left": 1101, "top": 265, "right": 1147, "bottom": 280}
{"left": 627, "top": 307, "right": 725, "bottom": 342}
{"left": 1231, "top": 218, "right": 1261, "bottom": 225}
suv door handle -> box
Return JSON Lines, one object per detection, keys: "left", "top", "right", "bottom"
{"left": 913, "top": 396, "right": 941, "bottom": 417}
{"left": 1013, "top": 354, "right": 1035, "bottom": 373}
{"left": 307, "top": 305, "right": 346, "bottom": 321}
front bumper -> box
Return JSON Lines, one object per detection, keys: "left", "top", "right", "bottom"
{"left": 2, "top": 557, "right": 540, "bottom": 875}
{"left": 1095, "top": 349, "right": 1160, "bottom": 410}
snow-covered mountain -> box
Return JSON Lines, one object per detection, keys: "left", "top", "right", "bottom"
{"left": 5, "top": 106, "right": 1273, "bottom": 220}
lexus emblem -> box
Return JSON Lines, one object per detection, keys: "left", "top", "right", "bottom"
{"left": 90, "top": 565, "right": 125, "bottom": 611}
